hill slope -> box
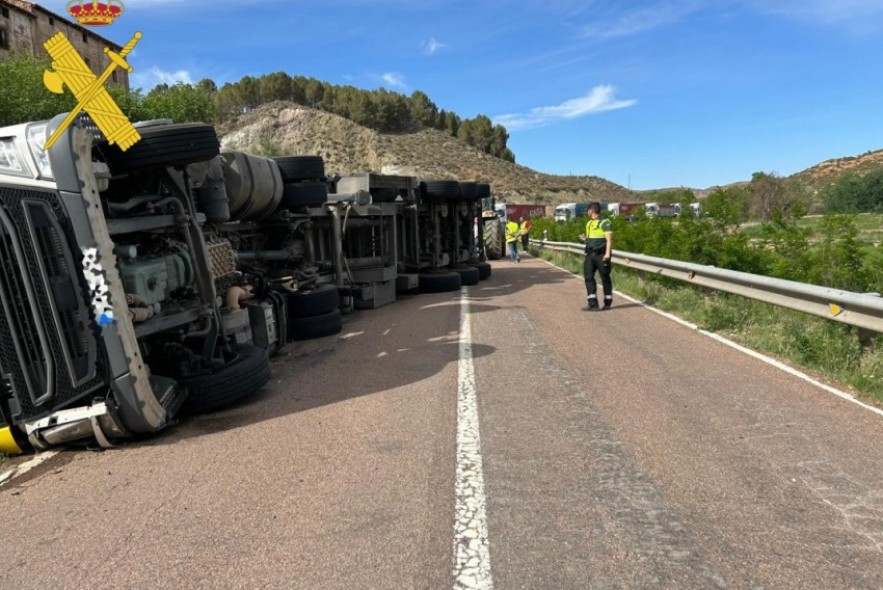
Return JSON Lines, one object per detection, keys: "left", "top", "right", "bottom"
{"left": 217, "top": 102, "right": 638, "bottom": 205}
{"left": 792, "top": 149, "right": 883, "bottom": 194}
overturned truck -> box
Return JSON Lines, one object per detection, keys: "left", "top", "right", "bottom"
{"left": 0, "top": 114, "right": 493, "bottom": 454}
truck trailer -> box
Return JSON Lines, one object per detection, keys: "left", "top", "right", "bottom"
{"left": 0, "top": 114, "right": 495, "bottom": 453}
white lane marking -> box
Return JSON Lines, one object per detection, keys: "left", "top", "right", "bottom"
{"left": 536, "top": 257, "right": 883, "bottom": 419}
{"left": 453, "top": 286, "right": 494, "bottom": 590}
{"left": 0, "top": 450, "right": 59, "bottom": 487}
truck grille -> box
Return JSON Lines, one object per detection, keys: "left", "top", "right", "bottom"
{"left": 0, "top": 184, "right": 105, "bottom": 421}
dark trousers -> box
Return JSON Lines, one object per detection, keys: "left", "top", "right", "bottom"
{"left": 584, "top": 250, "right": 612, "bottom": 307}
{"left": 521, "top": 234, "right": 530, "bottom": 249}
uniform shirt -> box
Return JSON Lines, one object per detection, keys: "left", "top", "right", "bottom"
{"left": 520, "top": 220, "right": 532, "bottom": 235}
{"left": 585, "top": 217, "right": 612, "bottom": 252}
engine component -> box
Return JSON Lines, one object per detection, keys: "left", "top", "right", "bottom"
{"left": 119, "top": 244, "right": 195, "bottom": 305}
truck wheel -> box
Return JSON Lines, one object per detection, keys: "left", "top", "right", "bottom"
{"left": 180, "top": 343, "right": 270, "bottom": 414}
{"left": 449, "top": 265, "right": 480, "bottom": 286}
{"left": 105, "top": 123, "right": 220, "bottom": 172}
{"left": 279, "top": 181, "right": 328, "bottom": 209}
{"left": 286, "top": 284, "right": 340, "bottom": 319}
{"left": 484, "top": 220, "right": 503, "bottom": 260}
{"left": 458, "top": 182, "right": 479, "bottom": 201}
{"left": 419, "top": 271, "right": 462, "bottom": 293}
{"left": 272, "top": 156, "right": 325, "bottom": 182}
{"left": 473, "top": 262, "right": 492, "bottom": 280}
{"left": 288, "top": 308, "right": 343, "bottom": 341}
{"left": 420, "top": 180, "right": 460, "bottom": 203}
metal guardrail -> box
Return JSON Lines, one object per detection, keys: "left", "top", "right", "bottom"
{"left": 532, "top": 239, "right": 883, "bottom": 336}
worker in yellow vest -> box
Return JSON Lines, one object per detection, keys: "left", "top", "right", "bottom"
{"left": 578, "top": 202, "right": 613, "bottom": 310}
{"left": 505, "top": 218, "right": 521, "bottom": 262}
{"left": 519, "top": 216, "right": 532, "bottom": 251}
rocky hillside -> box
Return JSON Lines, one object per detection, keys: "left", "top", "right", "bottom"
{"left": 791, "top": 149, "right": 883, "bottom": 194}
{"left": 217, "top": 101, "right": 638, "bottom": 206}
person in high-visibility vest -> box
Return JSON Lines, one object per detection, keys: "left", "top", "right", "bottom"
{"left": 578, "top": 202, "right": 613, "bottom": 310}
{"left": 519, "top": 216, "right": 532, "bottom": 251}
{"left": 505, "top": 218, "right": 521, "bottom": 262}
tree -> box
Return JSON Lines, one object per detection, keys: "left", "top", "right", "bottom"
{"left": 748, "top": 172, "right": 804, "bottom": 221}
{"left": 409, "top": 90, "right": 438, "bottom": 128}
{"left": 259, "top": 71, "right": 291, "bottom": 104}
{"left": 704, "top": 187, "right": 749, "bottom": 227}
{"left": 858, "top": 169, "right": 883, "bottom": 212}
{"left": 142, "top": 82, "right": 216, "bottom": 123}
{"left": 0, "top": 51, "right": 76, "bottom": 126}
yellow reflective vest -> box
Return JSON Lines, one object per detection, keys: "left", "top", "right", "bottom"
{"left": 505, "top": 221, "right": 520, "bottom": 243}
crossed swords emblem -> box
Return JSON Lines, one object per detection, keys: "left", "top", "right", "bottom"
{"left": 43, "top": 31, "right": 143, "bottom": 151}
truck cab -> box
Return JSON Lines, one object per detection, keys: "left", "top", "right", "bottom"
{"left": 0, "top": 114, "right": 269, "bottom": 453}
{"left": 554, "top": 202, "right": 588, "bottom": 223}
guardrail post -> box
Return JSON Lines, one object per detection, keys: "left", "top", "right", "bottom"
{"left": 858, "top": 327, "right": 876, "bottom": 350}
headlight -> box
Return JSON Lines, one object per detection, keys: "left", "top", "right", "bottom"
{"left": 0, "top": 137, "right": 24, "bottom": 173}
{"left": 26, "top": 124, "right": 53, "bottom": 179}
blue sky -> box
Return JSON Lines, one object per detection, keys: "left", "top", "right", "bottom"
{"left": 40, "top": 0, "right": 883, "bottom": 190}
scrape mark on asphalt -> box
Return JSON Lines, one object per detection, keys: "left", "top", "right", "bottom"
{"left": 453, "top": 286, "right": 494, "bottom": 590}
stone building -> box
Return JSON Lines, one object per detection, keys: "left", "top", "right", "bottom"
{"left": 0, "top": 0, "right": 128, "bottom": 89}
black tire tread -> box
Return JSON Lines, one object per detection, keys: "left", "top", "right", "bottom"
{"left": 419, "top": 271, "right": 462, "bottom": 293}
{"left": 181, "top": 344, "right": 270, "bottom": 414}
{"left": 287, "top": 284, "right": 340, "bottom": 319}
{"left": 107, "top": 123, "right": 220, "bottom": 172}
{"left": 288, "top": 308, "right": 343, "bottom": 341}
{"left": 273, "top": 156, "right": 325, "bottom": 182}
{"left": 280, "top": 181, "right": 328, "bottom": 209}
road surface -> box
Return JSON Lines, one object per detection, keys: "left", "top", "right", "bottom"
{"left": 2, "top": 255, "right": 882, "bottom": 589}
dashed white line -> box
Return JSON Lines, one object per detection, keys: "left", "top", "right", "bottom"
{"left": 452, "top": 286, "right": 494, "bottom": 590}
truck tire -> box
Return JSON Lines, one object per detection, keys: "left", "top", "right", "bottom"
{"left": 279, "top": 181, "right": 328, "bottom": 209}
{"left": 449, "top": 265, "right": 480, "bottom": 286}
{"left": 287, "top": 284, "right": 340, "bottom": 319}
{"left": 180, "top": 343, "right": 270, "bottom": 414}
{"left": 106, "top": 123, "right": 220, "bottom": 172}
{"left": 420, "top": 180, "right": 460, "bottom": 203}
{"left": 288, "top": 308, "right": 343, "bottom": 341}
{"left": 419, "top": 271, "right": 462, "bottom": 293}
{"left": 458, "top": 182, "right": 479, "bottom": 201}
{"left": 484, "top": 220, "right": 503, "bottom": 260}
{"left": 272, "top": 156, "right": 325, "bottom": 182}
{"left": 472, "top": 261, "right": 492, "bottom": 280}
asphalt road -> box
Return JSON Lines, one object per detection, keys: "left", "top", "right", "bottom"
{"left": 2, "top": 255, "right": 882, "bottom": 589}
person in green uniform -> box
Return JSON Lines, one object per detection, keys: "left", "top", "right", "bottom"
{"left": 578, "top": 202, "right": 613, "bottom": 310}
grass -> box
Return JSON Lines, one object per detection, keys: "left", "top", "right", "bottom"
{"left": 532, "top": 247, "right": 883, "bottom": 405}
{"left": 739, "top": 213, "right": 883, "bottom": 244}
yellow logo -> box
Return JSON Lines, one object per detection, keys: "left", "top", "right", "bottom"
{"left": 66, "top": 1, "right": 125, "bottom": 27}
{"left": 42, "top": 31, "right": 142, "bottom": 151}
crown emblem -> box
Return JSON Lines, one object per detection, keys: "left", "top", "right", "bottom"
{"left": 66, "top": 1, "right": 124, "bottom": 27}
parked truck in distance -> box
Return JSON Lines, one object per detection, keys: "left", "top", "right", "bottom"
{"left": 554, "top": 202, "right": 589, "bottom": 223}
{"left": 645, "top": 202, "right": 681, "bottom": 218}
{"left": 604, "top": 202, "right": 644, "bottom": 218}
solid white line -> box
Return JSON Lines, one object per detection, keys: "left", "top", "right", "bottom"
{"left": 452, "top": 286, "right": 494, "bottom": 590}
{"left": 535, "top": 256, "right": 883, "bottom": 419}
{"left": 0, "top": 450, "right": 59, "bottom": 487}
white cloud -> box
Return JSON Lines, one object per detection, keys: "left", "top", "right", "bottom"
{"left": 131, "top": 66, "right": 193, "bottom": 90}
{"left": 381, "top": 72, "right": 407, "bottom": 89}
{"left": 494, "top": 85, "right": 637, "bottom": 131}
{"left": 582, "top": 1, "right": 704, "bottom": 40}
{"left": 421, "top": 37, "right": 446, "bottom": 55}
